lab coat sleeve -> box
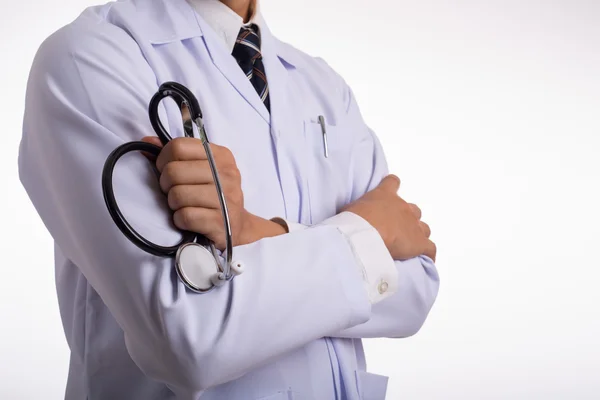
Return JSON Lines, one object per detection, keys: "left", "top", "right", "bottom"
{"left": 273, "top": 213, "right": 400, "bottom": 306}
{"left": 18, "top": 23, "right": 372, "bottom": 395}
{"left": 330, "top": 84, "right": 441, "bottom": 339}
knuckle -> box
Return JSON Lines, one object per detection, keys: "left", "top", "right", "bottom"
{"left": 159, "top": 174, "right": 171, "bottom": 194}
{"left": 223, "top": 165, "right": 241, "bottom": 180}
{"left": 176, "top": 208, "right": 195, "bottom": 229}
{"left": 411, "top": 203, "right": 422, "bottom": 217}
{"left": 170, "top": 138, "right": 186, "bottom": 158}
{"left": 168, "top": 186, "right": 186, "bottom": 210}
{"left": 163, "top": 160, "right": 177, "bottom": 175}
{"left": 219, "top": 147, "right": 239, "bottom": 169}
{"left": 428, "top": 239, "right": 437, "bottom": 252}
{"left": 223, "top": 182, "right": 242, "bottom": 205}
{"left": 232, "top": 167, "right": 242, "bottom": 181}
{"left": 394, "top": 197, "right": 408, "bottom": 209}
{"left": 212, "top": 210, "right": 224, "bottom": 228}
{"left": 219, "top": 145, "right": 234, "bottom": 160}
{"left": 422, "top": 222, "right": 431, "bottom": 236}
{"left": 161, "top": 162, "right": 177, "bottom": 183}
{"left": 233, "top": 186, "right": 244, "bottom": 206}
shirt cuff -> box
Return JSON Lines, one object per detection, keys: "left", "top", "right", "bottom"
{"left": 269, "top": 217, "right": 309, "bottom": 233}
{"left": 317, "top": 211, "right": 398, "bottom": 305}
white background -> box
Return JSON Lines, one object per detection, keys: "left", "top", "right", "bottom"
{"left": 2, "top": 0, "right": 599, "bottom": 399}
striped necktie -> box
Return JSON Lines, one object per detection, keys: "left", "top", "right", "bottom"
{"left": 232, "top": 24, "right": 271, "bottom": 112}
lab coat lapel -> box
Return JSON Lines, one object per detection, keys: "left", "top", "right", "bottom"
{"left": 259, "top": 21, "right": 297, "bottom": 143}
{"left": 194, "top": 15, "right": 271, "bottom": 125}
{"left": 260, "top": 20, "right": 314, "bottom": 224}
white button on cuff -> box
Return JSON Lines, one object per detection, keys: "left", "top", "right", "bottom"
{"left": 378, "top": 281, "right": 389, "bottom": 295}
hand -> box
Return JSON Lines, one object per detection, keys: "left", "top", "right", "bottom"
{"left": 141, "top": 136, "right": 286, "bottom": 250}
{"left": 341, "top": 174, "right": 436, "bottom": 261}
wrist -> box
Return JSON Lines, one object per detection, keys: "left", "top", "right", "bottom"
{"left": 239, "top": 211, "right": 287, "bottom": 246}
{"left": 342, "top": 209, "right": 393, "bottom": 250}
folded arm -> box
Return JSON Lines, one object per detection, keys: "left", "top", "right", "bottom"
{"left": 333, "top": 114, "right": 440, "bottom": 339}
{"left": 19, "top": 23, "right": 373, "bottom": 396}
{"left": 275, "top": 80, "right": 440, "bottom": 339}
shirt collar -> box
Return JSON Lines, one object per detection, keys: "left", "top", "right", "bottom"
{"left": 138, "top": 0, "right": 304, "bottom": 69}
{"left": 187, "top": 0, "right": 263, "bottom": 53}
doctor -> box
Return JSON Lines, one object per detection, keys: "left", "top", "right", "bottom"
{"left": 19, "top": 0, "right": 439, "bottom": 399}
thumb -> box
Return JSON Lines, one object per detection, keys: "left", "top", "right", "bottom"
{"left": 377, "top": 174, "right": 401, "bottom": 193}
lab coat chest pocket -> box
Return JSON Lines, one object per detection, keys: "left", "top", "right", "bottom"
{"left": 303, "top": 120, "right": 354, "bottom": 224}
{"left": 355, "top": 370, "right": 389, "bottom": 400}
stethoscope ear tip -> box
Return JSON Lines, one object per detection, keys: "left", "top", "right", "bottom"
{"left": 211, "top": 260, "right": 244, "bottom": 287}
{"left": 230, "top": 260, "right": 245, "bottom": 276}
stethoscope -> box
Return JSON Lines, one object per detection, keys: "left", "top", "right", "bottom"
{"left": 102, "top": 82, "right": 244, "bottom": 293}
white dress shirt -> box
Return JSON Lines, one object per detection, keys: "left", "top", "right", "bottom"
{"left": 188, "top": 0, "right": 398, "bottom": 304}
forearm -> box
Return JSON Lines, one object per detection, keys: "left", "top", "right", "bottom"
{"left": 331, "top": 255, "right": 439, "bottom": 338}
{"left": 274, "top": 215, "right": 440, "bottom": 339}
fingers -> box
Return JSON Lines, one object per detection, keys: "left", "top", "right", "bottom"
{"left": 156, "top": 138, "right": 234, "bottom": 173}
{"left": 423, "top": 239, "right": 437, "bottom": 262}
{"left": 156, "top": 139, "right": 238, "bottom": 192}
{"left": 156, "top": 137, "right": 207, "bottom": 172}
{"left": 420, "top": 221, "right": 431, "bottom": 238}
{"left": 408, "top": 203, "right": 422, "bottom": 220}
{"left": 378, "top": 174, "right": 401, "bottom": 193}
{"left": 173, "top": 206, "right": 223, "bottom": 237}
{"left": 167, "top": 184, "right": 221, "bottom": 210}
{"left": 159, "top": 160, "right": 212, "bottom": 192}
{"left": 411, "top": 204, "right": 430, "bottom": 238}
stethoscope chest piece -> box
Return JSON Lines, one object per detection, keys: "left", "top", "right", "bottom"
{"left": 103, "top": 81, "right": 240, "bottom": 294}
{"left": 175, "top": 243, "right": 221, "bottom": 293}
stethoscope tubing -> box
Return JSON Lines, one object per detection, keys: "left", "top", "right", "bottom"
{"left": 101, "top": 140, "right": 197, "bottom": 257}
{"left": 101, "top": 82, "right": 234, "bottom": 280}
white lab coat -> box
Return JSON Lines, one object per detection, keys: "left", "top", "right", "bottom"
{"left": 18, "top": 0, "right": 440, "bottom": 398}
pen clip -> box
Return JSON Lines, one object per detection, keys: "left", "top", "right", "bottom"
{"left": 318, "top": 115, "right": 329, "bottom": 158}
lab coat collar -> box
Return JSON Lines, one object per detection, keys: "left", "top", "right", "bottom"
{"left": 256, "top": 13, "right": 306, "bottom": 70}
{"left": 139, "top": 0, "right": 204, "bottom": 44}
{"left": 139, "top": 0, "right": 304, "bottom": 70}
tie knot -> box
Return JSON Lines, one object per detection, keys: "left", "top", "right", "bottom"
{"left": 232, "top": 25, "right": 262, "bottom": 65}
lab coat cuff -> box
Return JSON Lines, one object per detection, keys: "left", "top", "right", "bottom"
{"left": 269, "top": 217, "right": 309, "bottom": 233}
{"left": 317, "top": 211, "right": 399, "bottom": 304}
